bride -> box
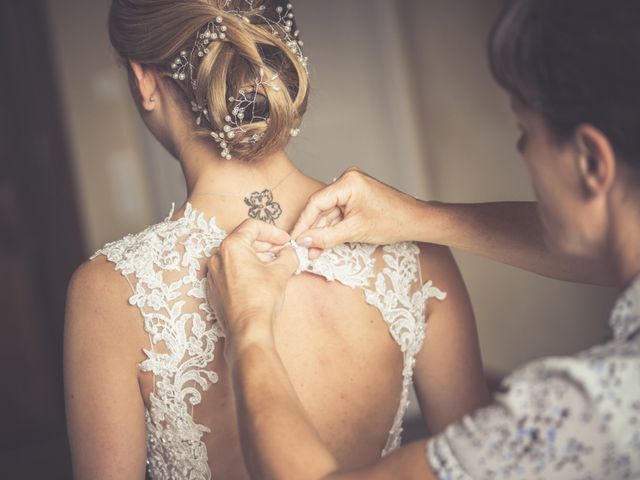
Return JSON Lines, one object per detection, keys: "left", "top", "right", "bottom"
{"left": 63, "top": 1, "right": 488, "bottom": 478}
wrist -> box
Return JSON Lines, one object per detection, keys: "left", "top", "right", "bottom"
{"left": 406, "top": 199, "right": 446, "bottom": 244}
{"left": 225, "top": 316, "right": 276, "bottom": 364}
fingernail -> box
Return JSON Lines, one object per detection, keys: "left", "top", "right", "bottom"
{"left": 299, "top": 236, "right": 313, "bottom": 248}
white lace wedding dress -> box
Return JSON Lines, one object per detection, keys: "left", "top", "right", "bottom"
{"left": 92, "top": 203, "right": 446, "bottom": 479}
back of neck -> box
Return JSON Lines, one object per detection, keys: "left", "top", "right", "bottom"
{"left": 176, "top": 144, "right": 323, "bottom": 233}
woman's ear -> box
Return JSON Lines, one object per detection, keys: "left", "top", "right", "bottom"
{"left": 574, "top": 124, "right": 616, "bottom": 198}
{"left": 129, "top": 61, "right": 158, "bottom": 112}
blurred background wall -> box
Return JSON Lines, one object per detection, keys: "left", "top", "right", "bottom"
{"left": 400, "top": 0, "right": 616, "bottom": 376}
{"left": 1, "top": 0, "right": 617, "bottom": 477}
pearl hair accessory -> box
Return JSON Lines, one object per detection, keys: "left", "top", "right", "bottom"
{"left": 210, "top": 67, "right": 280, "bottom": 160}
{"left": 225, "top": 1, "right": 308, "bottom": 73}
{"left": 170, "top": 17, "right": 228, "bottom": 88}
{"left": 168, "top": 1, "right": 306, "bottom": 160}
{"left": 272, "top": 3, "right": 308, "bottom": 73}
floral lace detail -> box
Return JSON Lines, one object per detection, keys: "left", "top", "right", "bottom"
{"left": 92, "top": 204, "right": 226, "bottom": 479}
{"left": 363, "top": 243, "right": 446, "bottom": 454}
{"left": 307, "top": 242, "right": 377, "bottom": 285}
{"left": 92, "top": 203, "right": 445, "bottom": 478}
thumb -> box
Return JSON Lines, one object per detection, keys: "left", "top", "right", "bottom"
{"left": 234, "top": 218, "right": 291, "bottom": 247}
{"left": 271, "top": 246, "right": 300, "bottom": 278}
{"left": 296, "top": 219, "right": 357, "bottom": 250}
{"left": 290, "top": 180, "right": 353, "bottom": 240}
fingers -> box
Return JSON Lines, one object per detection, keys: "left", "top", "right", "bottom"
{"left": 233, "top": 218, "right": 291, "bottom": 246}
{"left": 311, "top": 206, "right": 343, "bottom": 229}
{"left": 213, "top": 220, "right": 298, "bottom": 273}
{"left": 296, "top": 219, "right": 355, "bottom": 251}
{"left": 254, "top": 240, "right": 277, "bottom": 253}
{"left": 290, "top": 179, "right": 353, "bottom": 240}
{"left": 305, "top": 208, "right": 344, "bottom": 259}
{"left": 256, "top": 251, "right": 277, "bottom": 263}
{"left": 326, "top": 206, "right": 344, "bottom": 224}
{"left": 272, "top": 246, "right": 300, "bottom": 277}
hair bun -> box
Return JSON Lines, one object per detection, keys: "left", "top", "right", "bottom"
{"left": 109, "top": 0, "right": 310, "bottom": 160}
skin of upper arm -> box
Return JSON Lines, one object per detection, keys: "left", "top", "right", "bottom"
{"left": 413, "top": 243, "right": 490, "bottom": 435}
{"left": 64, "top": 257, "right": 148, "bottom": 480}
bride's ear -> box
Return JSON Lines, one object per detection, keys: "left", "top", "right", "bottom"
{"left": 129, "top": 61, "right": 158, "bottom": 112}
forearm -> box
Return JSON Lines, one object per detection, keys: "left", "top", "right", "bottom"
{"left": 230, "top": 335, "right": 338, "bottom": 480}
{"left": 231, "top": 340, "right": 437, "bottom": 480}
{"left": 409, "top": 201, "right": 614, "bottom": 285}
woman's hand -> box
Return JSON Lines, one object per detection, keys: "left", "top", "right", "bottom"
{"left": 290, "top": 168, "right": 424, "bottom": 257}
{"left": 207, "top": 219, "right": 299, "bottom": 362}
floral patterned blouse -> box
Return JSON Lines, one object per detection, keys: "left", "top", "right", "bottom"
{"left": 427, "top": 275, "right": 640, "bottom": 479}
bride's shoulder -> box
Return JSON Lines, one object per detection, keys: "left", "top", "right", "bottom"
{"left": 65, "top": 253, "right": 151, "bottom": 384}
{"left": 91, "top": 219, "right": 174, "bottom": 269}
{"left": 67, "top": 254, "right": 131, "bottom": 313}
{"left": 415, "top": 242, "right": 459, "bottom": 284}
{"left": 66, "top": 219, "right": 172, "bottom": 310}
{"left": 65, "top": 254, "right": 140, "bottom": 352}
{"left": 414, "top": 241, "right": 472, "bottom": 314}
{"left": 64, "top": 220, "right": 179, "bottom": 341}
{"left": 90, "top": 203, "right": 226, "bottom": 274}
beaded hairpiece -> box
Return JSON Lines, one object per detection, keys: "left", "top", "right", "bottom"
{"left": 226, "top": 1, "right": 308, "bottom": 72}
{"left": 168, "top": 1, "right": 306, "bottom": 160}
{"left": 171, "top": 16, "right": 228, "bottom": 89}
{"left": 211, "top": 67, "right": 281, "bottom": 159}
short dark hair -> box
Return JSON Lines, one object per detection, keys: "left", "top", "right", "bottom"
{"left": 489, "top": 0, "right": 640, "bottom": 168}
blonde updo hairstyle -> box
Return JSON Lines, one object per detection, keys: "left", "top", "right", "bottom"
{"left": 109, "top": 0, "right": 309, "bottom": 160}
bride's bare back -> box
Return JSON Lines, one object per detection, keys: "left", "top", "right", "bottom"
{"left": 98, "top": 202, "right": 439, "bottom": 478}
{"left": 65, "top": 196, "right": 487, "bottom": 479}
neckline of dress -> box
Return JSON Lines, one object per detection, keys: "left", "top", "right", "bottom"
{"left": 167, "top": 202, "right": 640, "bottom": 343}
{"left": 165, "top": 201, "right": 315, "bottom": 272}
{"left": 165, "top": 201, "right": 229, "bottom": 238}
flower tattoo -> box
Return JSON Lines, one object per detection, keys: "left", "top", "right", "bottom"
{"left": 244, "top": 189, "right": 283, "bottom": 225}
